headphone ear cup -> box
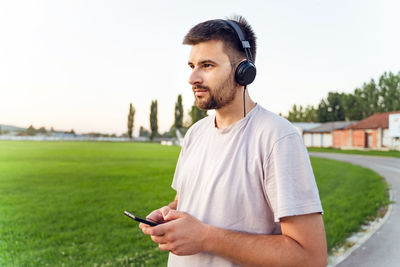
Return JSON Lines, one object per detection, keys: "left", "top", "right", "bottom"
{"left": 235, "top": 60, "right": 257, "bottom": 86}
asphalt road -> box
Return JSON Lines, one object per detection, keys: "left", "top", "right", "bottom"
{"left": 309, "top": 152, "right": 400, "bottom": 267}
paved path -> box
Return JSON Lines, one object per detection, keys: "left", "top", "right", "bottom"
{"left": 309, "top": 152, "right": 400, "bottom": 267}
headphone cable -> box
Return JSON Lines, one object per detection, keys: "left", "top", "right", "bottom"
{"left": 243, "top": 85, "right": 247, "bottom": 117}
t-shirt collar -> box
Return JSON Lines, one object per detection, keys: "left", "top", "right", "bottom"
{"left": 213, "top": 103, "right": 258, "bottom": 134}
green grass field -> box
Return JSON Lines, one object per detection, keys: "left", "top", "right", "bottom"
{"left": 0, "top": 141, "right": 389, "bottom": 266}
{"left": 308, "top": 147, "right": 400, "bottom": 158}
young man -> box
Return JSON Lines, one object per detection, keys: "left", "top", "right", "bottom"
{"left": 140, "top": 16, "right": 327, "bottom": 267}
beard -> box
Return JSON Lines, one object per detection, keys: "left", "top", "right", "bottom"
{"left": 193, "top": 72, "right": 237, "bottom": 110}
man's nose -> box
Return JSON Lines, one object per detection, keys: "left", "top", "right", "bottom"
{"left": 188, "top": 69, "right": 203, "bottom": 86}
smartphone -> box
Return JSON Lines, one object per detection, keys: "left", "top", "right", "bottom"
{"left": 124, "top": 211, "right": 159, "bottom": 226}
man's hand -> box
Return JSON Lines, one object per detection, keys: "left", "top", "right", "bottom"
{"left": 138, "top": 206, "right": 172, "bottom": 230}
{"left": 141, "top": 210, "right": 210, "bottom": 256}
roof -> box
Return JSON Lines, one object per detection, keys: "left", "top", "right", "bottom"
{"left": 0, "top": 124, "right": 26, "bottom": 131}
{"left": 304, "top": 121, "right": 358, "bottom": 133}
{"left": 291, "top": 122, "right": 322, "bottom": 131}
{"left": 347, "top": 111, "right": 400, "bottom": 130}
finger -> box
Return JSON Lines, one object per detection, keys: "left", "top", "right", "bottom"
{"left": 147, "top": 210, "right": 164, "bottom": 222}
{"left": 164, "top": 210, "right": 184, "bottom": 221}
{"left": 142, "top": 224, "right": 165, "bottom": 236}
{"left": 158, "top": 243, "right": 171, "bottom": 252}
{"left": 139, "top": 222, "right": 150, "bottom": 230}
{"left": 160, "top": 206, "right": 171, "bottom": 218}
{"left": 141, "top": 226, "right": 153, "bottom": 235}
{"left": 151, "top": 235, "right": 167, "bottom": 244}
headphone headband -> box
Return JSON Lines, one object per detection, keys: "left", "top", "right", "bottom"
{"left": 222, "top": 19, "right": 257, "bottom": 116}
{"left": 224, "top": 20, "right": 254, "bottom": 62}
{"left": 222, "top": 19, "right": 256, "bottom": 87}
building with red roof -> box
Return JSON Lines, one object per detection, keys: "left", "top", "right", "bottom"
{"left": 302, "top": 121, "right": 358, "bottom": 147}
{"left": 333, "top": 111, "right": 400, "bottom": 150}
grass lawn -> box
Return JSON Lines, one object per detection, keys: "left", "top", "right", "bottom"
{"left": 308, "top": 147, "right": 400, "bottom": 158}
{"left": 311, "top": 157, "right": 389, "bottom": 250}
{"left": 0, "top": 141, "right": 389, "bottom": 266}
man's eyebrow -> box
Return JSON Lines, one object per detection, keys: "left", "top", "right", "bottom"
{"left": 187, "top": 59, "right": 218, "bottom": 66}
{"left": 200, "top": 59, "right": 217, "bottom": 65}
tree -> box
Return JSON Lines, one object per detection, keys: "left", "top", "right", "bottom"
{"left": 317, "top": 99, "right": 328, "bottom": 122}
{"left": 38, "top": 126, "right": 47, "bottom": 134}
{"left": 363, "top": 79, "right": 380, "bottom": 114}
{"left": 379, "top": 71, "right": 400, "bottom": 112}
{"left": 287, "top": 104, "right": 302, "bottom": 122}
{"left": 316, "top": 93, "right": 345, "bottom": 122}
{"left": 285, "top": 71, "right": 400, "bottom": 122}
{"left": 139, "top": 126, "right": 150, "bottom": 137}
{"left": 342, "top": 93, "right": 362, "bottom": 120}
{"left": 127, "top": 103, "right": 135, "bottom": 139}
{"left": 189, "top": 101, "right": 208, "bottom": 126}
{"left": 303, "top": 105, "right": 318, "bottom": 122}
{"left": 174, "top": 95, "right": 184, "bottom": 130}
{"left": 326, "top": 92, "right": 345, "bottom": 121}
{"left": 150, "top": 100, "right": 158, "bottom": 140}
{"left": 161, "top": 130, "right": 174, "bottom": 138}
{"left": 26, "top": 125, "right": 36, "bottom": 136}
{"left": 286, "top": 104, "right": 318, "bottom": 122}
{"left": 351, "top": 79, "right": 381, "bottom": 119}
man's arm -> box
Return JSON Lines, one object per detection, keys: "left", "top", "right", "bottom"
{"left": 142, "top": 211, "right": 327, "bottom": 267}
{"left": 205, "top": 213, "right": 326, "bottom": 267}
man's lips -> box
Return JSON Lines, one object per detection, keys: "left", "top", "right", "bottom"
{"left": 193, "top": 88, "right": 209, "bottom": 97}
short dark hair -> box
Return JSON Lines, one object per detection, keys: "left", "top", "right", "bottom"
{"left": 183, "top": 16, "right": 257, "bottom": 65}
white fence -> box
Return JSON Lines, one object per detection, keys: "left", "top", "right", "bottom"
{"left": 0, "top": 135, "right": 130, "bottom": 142}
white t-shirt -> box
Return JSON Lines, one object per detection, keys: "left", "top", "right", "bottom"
{"left": 169, "top": 104, "right": 323, "bottom": 267}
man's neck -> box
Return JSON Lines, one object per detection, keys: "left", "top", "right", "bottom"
{"left": 215, "top": 88, "right": 256, "bottom": 129}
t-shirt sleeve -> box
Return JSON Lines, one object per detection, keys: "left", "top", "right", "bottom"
{"left": 171, "top": 148, "right": 184, "bottom": 192}
{"left": 263, "top": 133, "right": 323, "bottom": 222}
{"left": 171, "top": 133, "right": 188, "bottom": 192}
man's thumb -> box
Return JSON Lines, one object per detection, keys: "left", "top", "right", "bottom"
{"left": 160, "top": 206, "right": 171, "bottom": 217}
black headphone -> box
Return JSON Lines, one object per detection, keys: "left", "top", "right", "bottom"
{"left": 224, "top": 20, "right": 257, "bottom": 86}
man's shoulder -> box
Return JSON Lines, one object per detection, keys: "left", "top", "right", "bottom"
{"left": 183, "top": 115, "right": 212, "bottom": 143}
{"left": 187, "top": 115, "right": 211, "bottom": 132}
{"left": 252, "top": 105, "right": 298, "bottom": 138}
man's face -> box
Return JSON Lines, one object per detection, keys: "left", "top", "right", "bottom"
{"left": 187, "top": 40, "right": 238, "bottom": 110}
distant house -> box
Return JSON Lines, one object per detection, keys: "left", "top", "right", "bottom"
{"left": 333, "top": 111, "right": 400, "bottom": 150}
{"left": 303, "top": 121, "right": 358, "bottom": 147}
{"left": 291, "top": 122, "right": 322, "bottom": 136}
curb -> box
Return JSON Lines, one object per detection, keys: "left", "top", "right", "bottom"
{"left": 327, "top": 188, "right": 394, "bottom": 267}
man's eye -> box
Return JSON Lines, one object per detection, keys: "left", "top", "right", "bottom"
{"left": 203, "top": 64, "right": 213, "bottom": 68}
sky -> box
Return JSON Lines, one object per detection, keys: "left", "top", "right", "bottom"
{"left": 1, "top": 0, "right": 400, "bottom": 136}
